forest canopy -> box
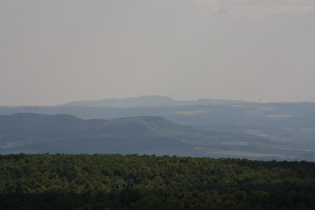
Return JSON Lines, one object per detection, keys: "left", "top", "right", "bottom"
{"left": 0, "top": 154, "right": 314, "bottom": 209}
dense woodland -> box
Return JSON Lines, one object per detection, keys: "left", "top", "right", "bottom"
{"left": 0, "top": 154, "right": 314, "bottom": 209}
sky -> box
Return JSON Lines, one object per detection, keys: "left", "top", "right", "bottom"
{"left": 1, "top": 0, "right": 315, "bottom": 106}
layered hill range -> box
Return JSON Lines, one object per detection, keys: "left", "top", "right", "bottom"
{"left": 1, "top": 95, "right": 315, "bottom": 161}
{"left": 0, "top": 113, "right": 271, "bottom": 157}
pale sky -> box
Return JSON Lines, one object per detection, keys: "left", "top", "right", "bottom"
{"left": 1, "top": 0, "right": 315, "bottom": 106}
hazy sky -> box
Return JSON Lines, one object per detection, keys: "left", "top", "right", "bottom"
{"left": 1, "top": 0, "right": 315, "bottom": 106}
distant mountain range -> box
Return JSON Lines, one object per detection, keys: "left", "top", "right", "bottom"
{"left": 60, "top": 95, "right": 250, "bottom": 107}
{"left": 1, "top": 96, "right": 315, "bottom": 161}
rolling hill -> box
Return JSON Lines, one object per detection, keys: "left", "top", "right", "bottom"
{"left": 1, "top": 113, "right": 312, "bottom": 160}
{"left": 0, "top": 113, "right": 203, "bottom": 155}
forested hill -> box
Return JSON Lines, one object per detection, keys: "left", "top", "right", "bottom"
{"left": 0, "top": 113, "right": 275, "bottom": 159}
{"left": 0, "top": 154, "right": 314, "bottom": 209}
{"left": 0, "top": 113, "right": 200, "bottom": 155}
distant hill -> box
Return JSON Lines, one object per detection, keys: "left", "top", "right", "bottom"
{"left": 0, "top": 113, "right": 201, "bottom": 155}
{"left": 0, "top": 113, "right": 314, "bottom": 160}
{"left": 1, "top": 99, "right": 315, "bottom": 161}
{"left": 0, "top": 113, "right": 284, "bottom": 160}
{"left": 60, "top": 95, "right": 250, "bottom": 107}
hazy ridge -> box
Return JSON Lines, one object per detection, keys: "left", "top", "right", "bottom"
{"left": 60, "top": 95, "right": 250, "bottom": 107}
{"left": 1, "top": 96, "right": 315, "bottom": 161}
